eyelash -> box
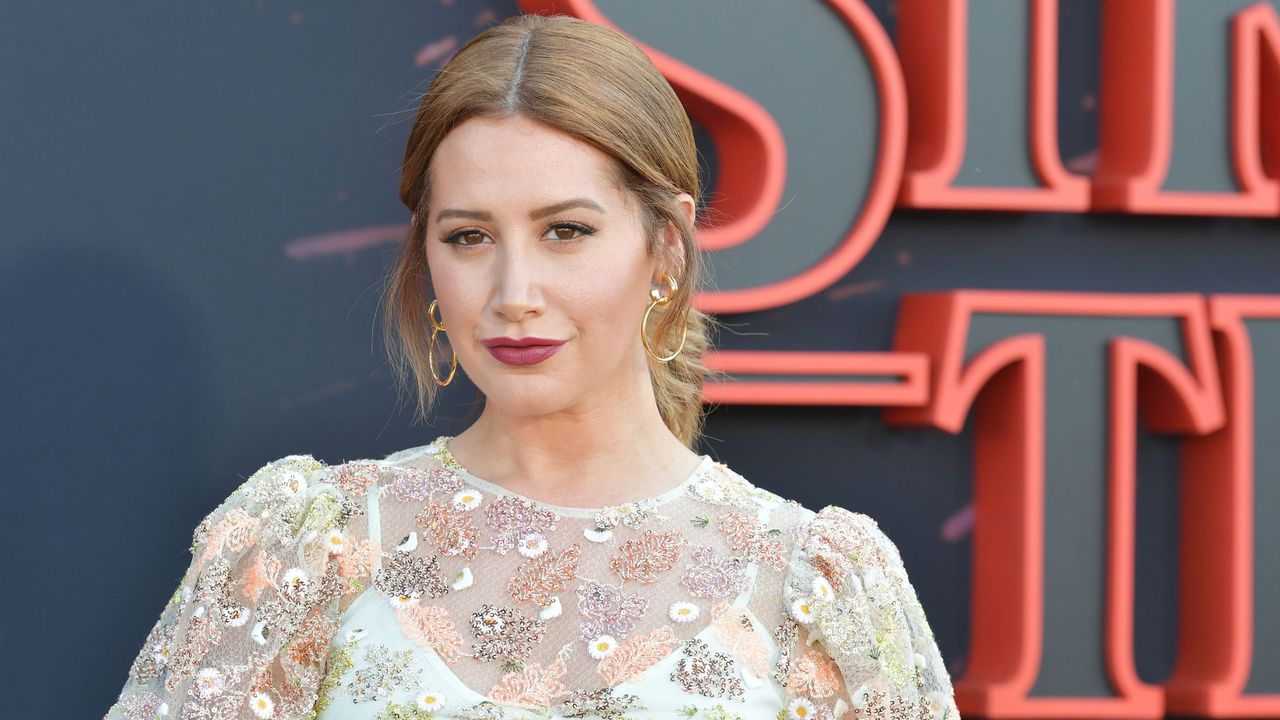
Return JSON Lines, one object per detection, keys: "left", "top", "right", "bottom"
{"left": 439, "top": 220, "right": 596, "bottom": 249}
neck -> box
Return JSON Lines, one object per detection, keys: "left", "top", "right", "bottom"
{"left": 444, "top": 363, "right": 699, "bottom": 507}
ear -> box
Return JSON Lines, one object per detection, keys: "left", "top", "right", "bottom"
{"left": 653, "top": 192, "right": 696, "bottom": 283}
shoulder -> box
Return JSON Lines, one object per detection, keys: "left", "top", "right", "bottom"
{"left": 781, "top": 504, "right": 947, "bottom": 686}
{"left": 684, "top": 456, "right": 803, "bottom": 514}
{"left": 188, "top": 453, "right": 365, "bottom": 566}
{"left": 781, "top": 504, "right": 913, "bottom": 613}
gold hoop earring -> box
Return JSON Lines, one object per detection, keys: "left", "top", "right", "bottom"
{"left": 427, "top": 299, "right": 457, "bottom": 386}
{"left": 641, "top": 273, "right": 688, "bottom": 363}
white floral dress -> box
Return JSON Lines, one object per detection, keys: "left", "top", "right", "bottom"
{"left": 105, "top": 435, "right": 960, "bottom": 720}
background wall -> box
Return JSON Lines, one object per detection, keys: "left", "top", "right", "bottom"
{"left": 2, "top": 1, "right": 1277, "bottom": 718}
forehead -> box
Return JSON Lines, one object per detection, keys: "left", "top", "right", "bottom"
{"left": 429, "top": 115, "right": 624, "bottom": 210}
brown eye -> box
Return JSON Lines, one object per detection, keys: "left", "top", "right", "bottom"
{"left": 442, "top": 229, "right": 490, "bottom": 248}
{"left": 544, "top": 221, "right": 595, "bottom": 243}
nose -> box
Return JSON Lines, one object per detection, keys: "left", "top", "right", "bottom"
{"left": 488, "top": 246, "right": 543, "bottom": 323}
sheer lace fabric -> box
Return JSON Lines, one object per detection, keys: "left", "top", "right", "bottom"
{"left": 105, "top": 435, "right": 960, "bottom": 720}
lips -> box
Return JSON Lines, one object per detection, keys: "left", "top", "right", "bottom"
{"left": 481, "top": 337, "right": 566, "bottom": 367}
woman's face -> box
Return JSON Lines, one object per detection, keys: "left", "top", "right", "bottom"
{"left": 423, "top": 114, "right": 690, "bottom": 418}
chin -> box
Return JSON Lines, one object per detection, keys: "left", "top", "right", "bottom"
{"left": 476, "top": 375, "right": 578, "bottom": 416}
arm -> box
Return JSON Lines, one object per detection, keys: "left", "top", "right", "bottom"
{"left": 104, "top": 455, "right": 363, "bottom": 720}
{"left": 779, "top": 505, "right": 960, "bottom": 720}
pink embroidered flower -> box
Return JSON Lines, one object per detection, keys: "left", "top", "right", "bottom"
{"left": 485, "top": 496, "right": 558, "bottom": 555}
{"left": 679, "top": 545, "right": 751, "bottom": 599}
{"left": 508, "top": 544, "right": 580, "bottom": 606}
{"left": 609, "top": 530, "right": 685, "bottom": 583}
{"left": 576, "top": 579, "right": 648, "bottom": 641}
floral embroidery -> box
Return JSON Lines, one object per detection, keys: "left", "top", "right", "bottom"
{"left": 386, "top": 466, "right": 434, "bottom": 502}
{"left": 161, "top": 612, "right": 222, "bottom": 689}
{"left": 709, "top": 602, "right": 770, "bottom": 680}
{"left": 771, "top": 616, "right": 801, "bottom": 687}
{"left": 415, "top": 689, "right": 447, "bottom": 712}
{"left": 313, "top": 637, "right": 358, "bottom": 716}
{"left": 786, "top": 649, "right": 842, "bottom": 699}
{"left": 348, "top": 643, "right": 417, "bottom": 703}
{"left": 586, "top": 634, "right": 618, "bottom": 659}
{"left": 687, "top": 464, "right": 790, "bottom": 512}
{"left": 669, "top": 601, "right": 700, "bottom": 623}
{"left": 538, "top": 596, "right": 562, "bottom": 620}
{"left": 507, "top": 544, "right": 581, "bottom": 606}
{"left": 469, "top": 604, "right": 547, "bottom": 662}
{"left": 390, "top": 464, "right": 465, "bottom": 502}
{"left": 106, "top": 441, "right": 957, "bottom": 720}
{"left": 452, "top": 566, "right": 474, "bottom": 591}
{"left": 680, "top": 545, "right": 751, "bottom": 599}
{"left": 240, "top": 551, "right": 281, "bottom": 604}
{"left": 373, "top": 552, "right": 450, "bottom": 601}
{"left": 197, "top": 507, "right": 260, "bottom": 569}
{"left": 669, "top": 637, "right": 744, "bottom": 700}
{"left": 716, "top": 509, "right": 786, "bottom": 569}
{"left": 172, "top": 662, "right": 252, "bottom": 717}
{"left": 595, "top": 624, "right": 681, "bottom": 685}
{"left": 583, "top": 526, "right": 613, "bottom": 543}
{"left": 488, "top": 644, "right": 570, "bottom": 708}
{"left": 108, "top": 691, "right": 165, "bottom": 720}
{"left": 286, "top": 611, "right": 338, "bottom": 668}
{"left": 127, "top": 622, "right": 174, "bottom": 681}
{"left": 517, "top": 532, "right": 548, "bottom": 557}
{"left": 485, "top": 495, "right": 559, "bottom": 555}
{"left": 608, "top": 530, "right": 685, "bottom": 583}
{"left": 298, "top": 491, "right": 357, "bottom": 539}
{"left": 395, "top": 604, "right": 465, "bottom": 664}
{"left": 416, "top": 501, "right": 479, "bottom": 558}
{"left": 576, "top": 579, "right": 648, "bottom": 641}
{"left": 331, "top": 461, "right": 381, "bottom": 498}
{"left": 593, "top": 497, "right": 661, "bottom": 531}
{"left": 339, "top": 537, "right": 381, "bottom": 583}
{"left": 558, "top": 687, "right": 642, "bottom": 719}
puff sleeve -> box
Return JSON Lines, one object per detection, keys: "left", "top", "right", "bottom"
{"left": 104, "top": 455, "right": 365, "bottom": 720}
{"left": 780, "top": 505, "right": 960, "bottom": 720}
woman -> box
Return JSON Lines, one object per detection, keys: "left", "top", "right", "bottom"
{"left": 106, "top": 13, "right": 959, "bottom": 720}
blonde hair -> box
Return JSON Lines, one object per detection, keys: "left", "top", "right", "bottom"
{"left": 381, "top": 12, "right": 721, "bottom": 448}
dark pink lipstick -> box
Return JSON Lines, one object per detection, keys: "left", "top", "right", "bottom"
{"left": 480, "top": 336, "right": 566, "bottom": 366}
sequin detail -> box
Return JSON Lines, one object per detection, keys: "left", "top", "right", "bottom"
{"left": 373, "top": 552, "right": 450, "bottom": 600}
{"left": 576, "top": 579, "right": 648, "bottom": 641}
{"left": 485, "top": 496, "right": 559, "bottom": 556}
{"left": 680, "top": 545, "right": 752, "bottom": 599}
{"left": 558, "top": 687, "right": 642, "bottom": 719}
{"left": 716, "top": 509, "right": 787, "bottom": 569}
{"left": 609, "top": 530, "right": 685, "bottom": 584}
{"left": 416, "top": 501, "right": 479, "bottom": 559}
{"left": 469, "top": 604, "right": 547, "bottom": 662}
{"left": 669, "top": 637, "right": 744, "bottom": 700}
{"left": 507, "top": 544, "right": 581, "bottom": 606}
{"left": 348, "top": 643, "right": 417, "bottom": 703}
{"left": 331, "top": 461, "right": 381, "bottom": 498}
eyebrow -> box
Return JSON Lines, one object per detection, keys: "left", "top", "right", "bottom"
{"left": 435, "top": 198, "right": 606, "bottom": 224}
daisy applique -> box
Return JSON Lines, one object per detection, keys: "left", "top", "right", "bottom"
{"left": 669, "top": 601, "right": 700, "bottom": 623}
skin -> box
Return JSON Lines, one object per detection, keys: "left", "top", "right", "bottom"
{"left": 422, "top": 114, "right": 702, "bottom": 508}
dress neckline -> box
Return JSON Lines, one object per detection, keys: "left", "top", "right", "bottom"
{"left": 426, "top": 434, "right": 713, "bottom": 519}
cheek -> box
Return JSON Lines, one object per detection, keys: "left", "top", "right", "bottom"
{"left": 569, "top": 268, "right": 649, "bottom": 347}
{"left": 425, "top": 260, "right": 480, "bottom": 335}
